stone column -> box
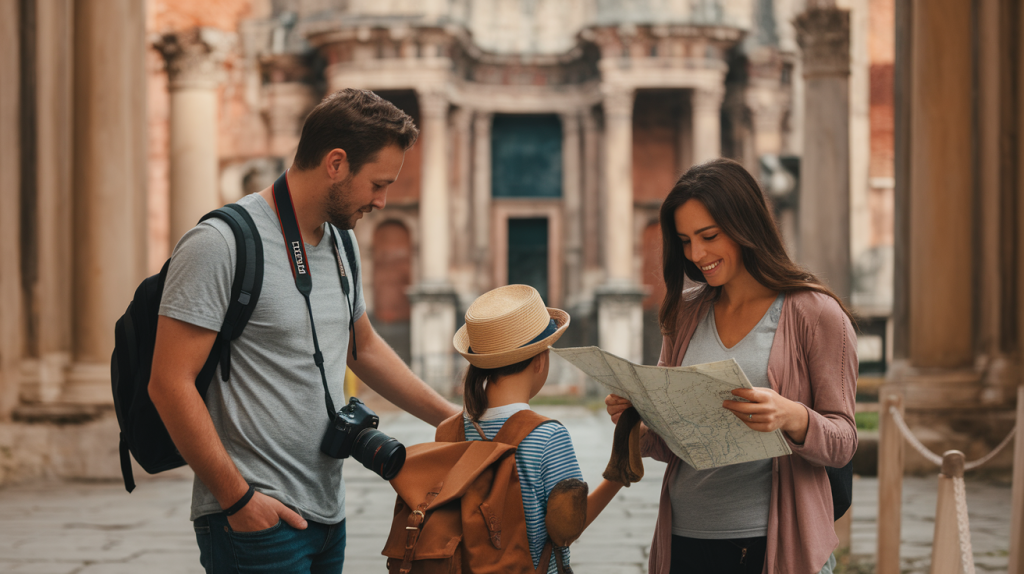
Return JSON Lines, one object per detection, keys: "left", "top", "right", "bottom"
{"left": 889, "top": 0, "right": 977, "bottom": 409}
{"left": 21, "top": 0, "right": 74, "bottom": 405}
{"left": 0, "top": 0, "right": 23, "bottom": 416}
{"left": 260, "top": 54, "right": 319, "bottom": 165}
{"left": 472, "top": 111, "right": 493, "bottom": 292}
{"left": 795, "top": 7, "right": 852, "bottom": 301}
{"left": 598, "top": 87, "right": 645, "bottom": 364}
{"left": 156, "top": 28, "right": 232, "bottom": 246}
{"left": 66, "top": 0, "right": 148, "bottom": 405}
{"left": 408, "top": 89, "right": 457, "bottom": 393}
{"left": 451, "top": 107, "right": 473, "bottom": 284}
{"left": 581, "top": 110, "right": 601, "bottom": 275}
{"left": 691, "top": 86, "right": 724, "bottom": 164}
{"left": 561, "top": 112, "right": 583, "bottom": 306}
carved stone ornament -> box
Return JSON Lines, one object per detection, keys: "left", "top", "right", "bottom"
{"left": 794, "top": 8, "right": 851, "bottom": 78}
{"left": 155, "top": 27, "right": 235, "bottom": 90}
{"left": 601, "top": 86, "right": 635, "bottom": 119}
{"left": 691, "top": 87, "right": 726, "bottom": 112}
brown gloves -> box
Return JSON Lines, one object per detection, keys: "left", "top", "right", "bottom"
{"left": 545, "top": 478, "right": 589, "bottom": 574}
{"left": 603, "top": 406, "right": 644, "bottom": 486}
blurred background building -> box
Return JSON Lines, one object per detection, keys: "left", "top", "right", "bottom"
{"left": 0, "top": 0, "right": 1016, "bottom": 484}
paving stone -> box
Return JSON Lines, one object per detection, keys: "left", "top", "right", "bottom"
{"left": 0, "top": 407, "right": 1012, "bottom": 573}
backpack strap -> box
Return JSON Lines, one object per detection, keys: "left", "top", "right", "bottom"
{"left": 195, "top": 204, "right": 264, "bottom": 395}
{"left": 435, "top": 411, "right": 467, "bottom": 442}
{"left": 492, "top": 410, "right": 555, "bottom": 447}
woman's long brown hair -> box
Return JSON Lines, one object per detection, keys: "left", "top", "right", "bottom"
{"left": 658, "top": 158, "right": 854, "bottom": 336}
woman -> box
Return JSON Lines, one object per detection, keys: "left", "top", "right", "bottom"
{"left": 606, "top": 159, "right": 857, "bottom": 574}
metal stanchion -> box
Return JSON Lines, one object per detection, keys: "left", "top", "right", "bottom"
{"left": 878, "top": 391, "right": 904, "bottom": 574}
{"left": 929, "top": 451, "right": 966, "bottom": 574}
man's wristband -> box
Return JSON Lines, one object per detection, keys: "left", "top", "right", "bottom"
{"left": 224, "top": 485, "right": 256, "bottom": 516}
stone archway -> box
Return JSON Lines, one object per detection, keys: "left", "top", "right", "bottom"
{"left": 371, "top": 220, "right": 412, "bottom": 362}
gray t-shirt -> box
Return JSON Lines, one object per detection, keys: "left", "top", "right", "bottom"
{"left": 670, "top": 293, "right": 784, "bottom": 539}
{"left": 159, "top": 192, "right": 365, "bottom": 523}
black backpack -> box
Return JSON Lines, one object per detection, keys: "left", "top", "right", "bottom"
{"left": 111, "top": 204, "right": 264, "bottom": 493}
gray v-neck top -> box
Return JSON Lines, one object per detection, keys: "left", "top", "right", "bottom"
{"left": 669, "top": 293, "right": 785, "bottom": 539}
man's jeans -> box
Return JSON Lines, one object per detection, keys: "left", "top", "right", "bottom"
{"left": 194, "top": 513, "right": 346, "bottom": 573}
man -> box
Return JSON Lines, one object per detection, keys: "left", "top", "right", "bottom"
{"left": 150, "top": 89, "right": 460, "bottom": 573}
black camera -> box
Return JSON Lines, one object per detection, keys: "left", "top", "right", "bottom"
{"left": 320, "top": 397, "right": 406, "bottom": 480}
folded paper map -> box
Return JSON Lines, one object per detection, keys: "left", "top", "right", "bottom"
{"left": 552, "top": 346, "right": 792, "bottom": 470}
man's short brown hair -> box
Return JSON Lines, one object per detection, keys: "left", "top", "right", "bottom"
{"left": 293, "top": 89, "right": 419, "bottom": 174}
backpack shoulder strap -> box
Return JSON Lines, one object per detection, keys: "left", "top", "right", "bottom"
{"left": 435, "top": 411, "right": 467, "bottom": 442}
{"left": 195, "top": 204, "right": 264, "bottom": 393}
{"left": 492, "top": 410, "right": 555, "bottom": 447}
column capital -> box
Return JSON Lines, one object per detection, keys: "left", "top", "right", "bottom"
{"left": 794, "top": 8, "right": 851, "bottom": 78}
{"left": 418, "top": 89, "right": 449, "bottom": 120}
{"left": 154, "top": 27, "right": 234, "bottom": 90}
{"left": 602, "top": 86, "right": 635, "bottom": 119}
{"left": 559, "top": 111, "right": 581, "bottom": 131}
{"left": 691, "top": 86, "right": 725, "bottom": 112}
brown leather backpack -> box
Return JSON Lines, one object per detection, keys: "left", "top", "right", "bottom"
{"left": 382, "top": 410, "right": 556, "bottom": 574}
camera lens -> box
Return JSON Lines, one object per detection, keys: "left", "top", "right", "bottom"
{"left": 352, "top": 428, "right": 406, "bottom": 480}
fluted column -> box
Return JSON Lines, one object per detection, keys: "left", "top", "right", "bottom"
{"left": 597, "top": 87, "right": 644, "bottom": 364}
{"left": 261, "top": 54, "right": 319, "bottom": 164}
{"left": 691, "top": 87, "right": 724, "bottom": 164}
{"left": 66, "top": 0, "right": 147, "bottom": 404}
{"left": 472, "top": 111, "right": 493, "bottom": 292}
{"left": 408, "top": 89, "right": 457, "bottom": 393}
{"left": 795, "top": 7, "right": 852, "bottom": 301}
{"left": 156, "top": 28, "right": 232, "bottom": 246}
{"left": 561, "top": 112, "right": 583, "bottom": 305}
{"left": 22, "top": 0, "right": 74, "bottom": 404}
{"left": 601, "top": 87, "right": 635, "bottom": 284}
{"left": 451, "top": 107, "right": 473, "bottom": 280}
{"left": 0, "top": 0, "right": 22, "bottom": 416}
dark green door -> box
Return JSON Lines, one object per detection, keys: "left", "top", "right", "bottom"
{"left": 492, "top": 115, "right": 562, "bottom": 198}
{"left": 508, "top": 218, "right": 549, "bottom": 302}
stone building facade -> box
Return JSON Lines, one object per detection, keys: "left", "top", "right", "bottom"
{"left": 0, "top": 0, "right": 914, "bottom": 485}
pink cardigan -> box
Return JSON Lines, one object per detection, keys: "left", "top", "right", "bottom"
{"left": 641, "top": 288, "right": 858, "bottom": 574}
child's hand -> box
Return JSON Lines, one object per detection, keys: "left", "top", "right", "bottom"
{"left": 605, "top": 394, "right": 633, "bottom": 424}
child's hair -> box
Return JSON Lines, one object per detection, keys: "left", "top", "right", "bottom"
{"left": 463, "top": 355, "right": 536, "bottom": 421}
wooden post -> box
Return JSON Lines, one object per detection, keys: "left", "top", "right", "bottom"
{"left": 1009, "top": 386, "right": 1024, "bottom": 573}
{"left": 929, "top": 451, "right": 966, "bottom": 574}
{"left": 878, "top": 390, "right": 905, "bottom": 574}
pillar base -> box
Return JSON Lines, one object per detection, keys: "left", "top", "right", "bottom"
{"left": 408, "top": 283, "right": 459, "bottom": 396}
{"left": 596, "top": 283, "right": 646, "bottom": 365}
{"left": 884, "top": 366, "right": 1017, "bottom": 473}
{"left": 19, "top": 352, "right": 70, "bottom": 404}
{"left": 61, "top": 362, "right": 113, "bottom": 405}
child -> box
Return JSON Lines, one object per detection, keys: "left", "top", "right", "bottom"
{"left": 452, "top": 284, "right": 624, "bottom": 574}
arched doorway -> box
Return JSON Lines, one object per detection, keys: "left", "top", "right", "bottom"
{"left": 372, "top": 221, "right": 412, "bottom": 361}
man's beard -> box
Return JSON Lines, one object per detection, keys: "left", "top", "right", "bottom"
{"left": 324, "top": 175, "right": 362, "bottom": 230}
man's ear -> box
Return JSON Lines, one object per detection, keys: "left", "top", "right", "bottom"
{"left": 324, "top": 149, "right": 350, "bottom": 180}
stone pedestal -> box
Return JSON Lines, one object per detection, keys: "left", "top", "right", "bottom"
{"left": 408, "top": 285, "right": 459, "bottom": 395}
{"left": 596, "top": 285, "right": 646, "bottom": 365}
{"left": 795, "top": 7, "right": 852, "bottom": 300}
{"left": 156, "top": 28, "right": 232, "bottom": 246}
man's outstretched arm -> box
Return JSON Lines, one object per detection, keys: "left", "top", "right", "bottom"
{"left": 346, "top": 313, "right": 460, "bottom": 426}
{"left": 149, "top": 315, "right": 308, "bottom": 532}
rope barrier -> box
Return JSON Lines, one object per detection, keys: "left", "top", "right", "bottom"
{"left": 953, "top": 476, "right": 976, "bottom": 574}
{"left": 887, "top": 405, "right": 1017, "bottom": 470}
{"left": 885, "top": 404, "right": 1016, "bottom": 573}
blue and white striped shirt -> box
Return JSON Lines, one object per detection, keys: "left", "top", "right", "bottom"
{"left": 463, "top": 404, "right": 583, "bottom": 574}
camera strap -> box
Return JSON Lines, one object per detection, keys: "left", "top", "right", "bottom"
{"left": 272, "top": 171, "right": 359, "bottom": 420}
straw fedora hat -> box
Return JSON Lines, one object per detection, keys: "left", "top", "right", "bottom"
{"left": 454, "top": 284, "right": 570, "bottom": 369}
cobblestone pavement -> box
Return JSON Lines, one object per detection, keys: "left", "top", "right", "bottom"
{"left": 0, "top": 407, "right": 1013, "bottom": 573}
